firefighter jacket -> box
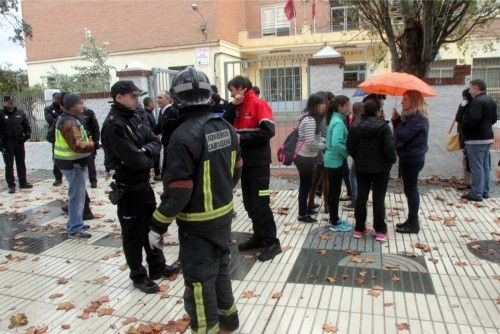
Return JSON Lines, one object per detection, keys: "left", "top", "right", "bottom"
{"left": 232, "top": 90, "right": 275, "bottom": 167}
{"left": 53, "top": 113, "right": 95, "bottom": 170}
{"left": 0, "top": 107, "right": 31, "bottom": 147}
{"left": 101, "top": 102, "right": 161, "bottom": 185}
{"left": 151, "top": 106, "right": 243, "bottom": 233}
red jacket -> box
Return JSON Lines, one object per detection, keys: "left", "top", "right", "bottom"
{"left": 233, "top": 90, "right": 275, "bottom": 167}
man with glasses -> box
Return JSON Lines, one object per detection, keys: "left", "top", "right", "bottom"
{"left": 101, "top": 81, "right": 179, "bottom": 294}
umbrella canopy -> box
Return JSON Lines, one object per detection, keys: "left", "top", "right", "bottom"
{"left": 358, "top": 72, "right": 437, "bottom": 97}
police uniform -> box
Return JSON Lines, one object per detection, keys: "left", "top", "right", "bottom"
{"left": 44, "top": 100, "right": 63, "bottom": 184}
{"left": 101, "top": 81, "right": 178, "bottom": 293}
{"left": 0, "top": 99, "right": 32, "bottom": 192}
{"left": 149, "top": 67, "right": 242, "bottom": 334}
{"left": 79, "top": 108, "right": 100, "bottom": 186}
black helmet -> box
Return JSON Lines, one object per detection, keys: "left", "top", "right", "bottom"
{"left": 169, "top": 66, "right": 212, "bottom": 108}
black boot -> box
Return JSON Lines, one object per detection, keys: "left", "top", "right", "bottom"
{"left": 133, "top": 277, "right": 159, "bottom": 294}
{"left": 238, "top": 237, "right": 264, "bottom": 251}
{"left": 395, "top": 220, "right": 408, "bottom": 228}
{"left": 396, "top": 222, "right": 420, "bottom": 234}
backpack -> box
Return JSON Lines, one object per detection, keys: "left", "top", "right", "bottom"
{"left": 277, "top": 116, "right": 305, "bottom": 165}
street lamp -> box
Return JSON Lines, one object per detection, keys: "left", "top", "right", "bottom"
{"left": 191, "top": 4, "right": 207, "bottom": 39}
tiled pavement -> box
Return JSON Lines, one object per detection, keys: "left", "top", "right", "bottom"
{"left": 0, "top": 171, "right": 498, "bottom": 334}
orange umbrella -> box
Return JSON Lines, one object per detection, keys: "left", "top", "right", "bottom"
{"left": 358, "top": 72, "right": 437, "bottom": 97}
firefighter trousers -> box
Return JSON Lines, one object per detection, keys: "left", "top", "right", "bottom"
{"left": 117, "top": 184, "right": 166, "bottom": 282}
{"left": 241, "top": 165, "right": 280, "bottom": 246}
{"left": 179, "top": 221, "right": 239, "bottom": 334}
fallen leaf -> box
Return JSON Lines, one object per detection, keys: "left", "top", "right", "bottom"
{"left": 367, "top": 289, "right": 381, "bottom": 297}
{"left": 25, "top": 325, "right": 49, "bottom": 334}
{"left": 391, "top": 274, "right": 401, "bottom": 281}
{"left": 49, "top": 293, "right": 63, "bottom": 300}
{"left": 79, "top": 311, "right": 90, "bottom": 320}
{"left": 355, "top": 278, "right": 365, "bottom": 285}
{"left": 61, "top": 324, "right": 70, "bottom": 330}
{"left": 101, "top": 250, "right": 122, "bottom": 261}
{"left": 455, "top": 261, "right": 467, "bottom": 267}
{"left": 443, "top": 216, "right": 456, "bottom": 227}
{"left": 341, "top": 273, "right": 349, "bottom": 280}
{"left": 317, "top": 249, "right": 327, "bottom": 256}
{"left": 471, "top": 244, "right": 481, "bottom": 250}
{"left": 428, "top": 257, "right": 439, "bottom": 264}
{"left": 271, "top": 292, "right": 282, "bottom": 299}
{"left": 435, "top": 195, "right": 445, "bottom": 202}
{"left": 364, "top": 257, "right": 375, "bottom": 263}
{"left": 281, "top": 245, "right": 293, "bottom": 252}
{"left": 93, "top": 295, "right": 110, "bottom": 304}
{"left": 322, "top": 323, "right": 338, "bottom": 333}
{"left": 57, "top": 302, "right": 75, "bottom": 311}
{"left": 92, "top": 276, "right": 110, "bottom": 285}
{"left": 57, "top": 277, "right": 69, "bottom": 284}
{"left": 413, "top": 242, "right": 432, "bottom": 252}
{"left": 276, "top": 207, "right": 289, "bottom": 215}
{"left": 319, "top": 234, "right": 331, "bottom": 241}
{"left": 350, "top": 256, "right": 363, "bottom": 264}
{"left": 241, "top": 290, "right": 258, "bottom": 299}
{"left": 384, "top": 263, "right": 399, "bottom": 270}
{"left": 345, "top": 248, "right": 360, "bottom": 256}
{"left": 396, "top": 322, "right": 410, "bottom": 331}
{"left": 496, "top": 297, "right": 500, "bottom": 305}
{"left": 8, "top": 313, "right": 28, "bottom": 328}
{"left": 97, "top": 308, "right": 114, "bottom": 316}
{"left": 325, "top": 276, "right": 336, "bottom": 284}
{"left": 372, "top": 285, "right": 384, "bottom": 291}
{"left": 123, "top": 317, "right": 137, "bottom": 325}
{"left": 427, "top": 214, "right": 442, "bottom": 221}
{"left": 384, "top": 302, "right": 394, "bottom": 307}
{"left": 358, "top": 270, "right": 367, "bottom": 277}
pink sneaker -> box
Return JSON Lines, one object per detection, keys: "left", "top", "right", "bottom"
{"left": 375, "top": 232, "right": 388, "bottom": 242}
{"left": 352, "top": 230, "right": 363, "bottom": 239}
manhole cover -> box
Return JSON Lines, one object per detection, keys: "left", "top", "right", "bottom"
{"left": 467, "top": 240, "right": 499, "bottom": 264}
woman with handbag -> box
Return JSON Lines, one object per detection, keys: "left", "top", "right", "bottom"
{"left": 453, "top": 89, "right": 473, "bottom": 190}
{"left": 391, "top": 90, "right": 429, "bottom": 234}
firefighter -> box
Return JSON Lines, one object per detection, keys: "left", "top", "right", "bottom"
{"left": 101, "top": 80, "right": 179, "bottom": 294}
{"left": 0, "top": 96, "right": 33, "bottom": 193}
{"left": 148, "top": 67, "right": 242, "bottom": 334}
{"left": 225, "top": 76, "right": 281, "bottom": 261}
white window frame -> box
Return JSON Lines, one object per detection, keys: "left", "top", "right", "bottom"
{"left": 343, "top": 63, "right": 366, "bottom": 82}
{"left": 261, "top": 4, "right": 290, "bottom": 37}
{"left": 473, "top": 57, "right": 500, "bottom": 89}
{"left": 260, "top": 67, "right": 302, "bottom": 102}
{"left": 427, "top": 59, "right": 456, "bottom": 79}
{"left": 330, "top": 5, "right": 360, "bottom": 31}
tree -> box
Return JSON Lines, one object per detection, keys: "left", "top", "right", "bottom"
{"left": 0, "top": 63, "right": 28, "bottom": 94}
{"left": 0, "top": 0, "right": 33, "bottom": 45}
{"left": 44, "top": 29, "right": 114, "bottom": 92}
{"left": 349, "top": 0, "right": 499, "bottom": 77}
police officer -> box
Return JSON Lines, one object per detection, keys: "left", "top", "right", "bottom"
{"left": 0, "top": 96, "right": 33, "bottom": 193}
{"left": 148, "top": 67, "right": 242, "bottom": 334}
{"left": 44, "top": 92, "right": 63, "bottom": 186}
{"left": 101, "top": 81, "right": 179, "bottom": 294}
{"left": 226, "top": 76, "right": 281, "bottom": 261}
{"left": 80, "top": 107, "right": 100, "bottom": 188}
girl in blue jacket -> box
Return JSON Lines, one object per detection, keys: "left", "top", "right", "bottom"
{"left": 324, "top": 95, "right": 353, "bottom": 232}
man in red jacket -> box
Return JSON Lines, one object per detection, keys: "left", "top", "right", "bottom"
{"left": 226, "top": 76, "right": 281, "bottom": 261}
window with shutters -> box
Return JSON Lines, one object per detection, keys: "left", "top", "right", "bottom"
{"left": 428, "top": 59, "right": 456, "bottom": 79}
{"left": 260, "top": 67, "right": 301, "bottom": 102}
{"left": 330, "top": 0, "right": 359, "bottom": 31}
{"left": 261, "top": 4, "right": 290, "bottom": 37}
{"left": 343, "top": 64, "right": 366, "bottom": 82}
{"left": 473, "top": 57, "right": 500, "bottom": 88}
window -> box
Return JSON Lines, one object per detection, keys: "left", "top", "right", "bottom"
{"left": 427, "top": 59, "right": 456, "bottom": 79}
{"left": 261, "top": 4, "right": 290, "bottom": 37}
{"left": 260, "top": 67, "right": 302, "bottom": 102}
{"left": 473, "top": 57, "right": 500, "bottom": 88}
{"left": 344, "top": 64, "right": 366, "bottom": 82}
{"left": 330, "top": 0, "right": 359, "bottom": 31}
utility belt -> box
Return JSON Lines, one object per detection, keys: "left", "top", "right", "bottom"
{"left": 108, "top": 180, "right": 150, "bottom": 205}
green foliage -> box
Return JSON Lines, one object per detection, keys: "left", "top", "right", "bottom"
{"left": 44, "top": 29, "right": 114, "bottom": 93}
{"left": 0, "top": 0, "right": 33, "bottom": 45}
{"left": 0, "top": 63, "right": 28, "bottom": 95}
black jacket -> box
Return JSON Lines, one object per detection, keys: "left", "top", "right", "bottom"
{"left": 137, "top": 108, "right": 156, "bottom": 130}
{"left": 152, "top": 106, "right": 242, "bottom": 233}
{"left": 101, "top": 102, "right": 161, "bottom": 185}
{"left": 0, "top": 107, "right": 31, "bottom": 147}
{"left": 462, "top": 92, "right": 498, "bottom": 141}
{"left": 347, "top": 116, "right": 396, "bottom": 173}
{"left": 80, "top": 108, "right": 100, "bottom": 142}
{"left": 155, "top": 105, "right": 179, "bottom": 146}
{"left": 44, "top": 103, "right": 63, "bottom": 126}
{"left": 392, "top": 113, "right": 429, "bottom": 163}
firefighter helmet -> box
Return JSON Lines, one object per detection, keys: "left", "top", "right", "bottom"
{"left": 169, "top": 66, "right": 212, "bottom": 108}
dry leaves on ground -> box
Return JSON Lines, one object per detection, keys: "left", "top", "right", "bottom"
{"left": 97, "top": 308, "right": 114, "bottom": 317}
{"left": 241, "top": 290, "right": 258, "bottom": 299}
{"left": 91, "top": 276, "right": 110, "bottom": 285}
{"left": 61, "top": 324, "right": 70, "bottom": 330}
{"left": 427, "top": 214, "right": 442, "bottom": 221}
{"left": 396, "top": 322, "right": 411, "bottom": 331}
{"left": 164, "top": 314, "right": 191, "bottom": 333}
{"left": 57, "top": 277, "right": 69, "bottom": 284}
{"left": 48, "top": 293, "right": 63, "bottom": 300}
{"left": 101, "top": 250, "right": 122, "bottom": 261}
{"left": 276, "top": 207, "right": 290, "bottom": 215}
{"left": 325, "top": 276, "right": 336, "bottom": 284}
{"left": 119, "top": 263, "right": 129, "bottom": 271}
{"left": 159, "top": 284, "right": 170, "bottom": 299}
{"left": 345, "top": 248, "right": 360, "bottom": 256}
{"left": 350, "top": 256, "right": 363, "bottom": 264}
{"left": 428, "top": 257, "right": 439, "bottom": 264}
{"left": 322, "top": 323, "right": 338, "bottom": 333}
{"left": 125, "top": 323, "right": 164, "bottom": 334}
{"left": 271, "top": 292, "right": 282, "bottom": 299}
{"left": 281, "top": 245, "right": 293, "bottom": 252}
{"left": 455, "top": 261, "right": 467, "bottom": 267}
{"left": 367, "top": 289, "right": 381, "bottom": 297}
{"left": 443, "top": 216, "right": 456, "bottom": 227}
{"left": 317, "top": 249, "right": 327, "bottom": 256}
{"left": 8, "top": 313, "right": 28, "bottom": 328}
{"left": 384, "top": 263, "right": 399, "bottom": 270}
{"left": 319, "top": 234, "right": 332, "bottom": 241}
{"left": 26, "top": 325, "right": 49, "bottom": 334}
{"left": 372, "top": 285, "right": 384, "bottom": 291}
{"left": 384, "top": 302, "right": 395, "bottom": 307}
{"left": 392, "top": 274, "right": 401, "bottom": 282}
{"left": 122, "top": 317, "right": 138, "bottom": 325}
{"left": 413, "top": 243, "right": 432, "bottom": 252}
{"left": 57, "top": 302, "right": 75, "bottom": 311}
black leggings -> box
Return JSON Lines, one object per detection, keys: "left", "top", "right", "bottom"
{"left": 294, "top": 155, "right": 316, "bottom": 216}
{"left": 327, "top": 166, "right": 343, "bottom": 224}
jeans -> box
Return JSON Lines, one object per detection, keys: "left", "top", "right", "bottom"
{"left": 294, "top": 155, "right": 316, "bottom": 216}
{"left": 327, "top": 166, "right": 343, "bottom": 224}
{"left": 61, "top": 166, "right": 87, "bottom": 233}
{"left": 399, "top": 161, "right": 424, "bottom": 227}
{"left": 465, "top": 143, "right": 491, "bottom": 199}
{"left": 355, "top": 171, "right": 390, "bottom": 233}
{"left": 349, "top": 159, "right": 357, "bottom": 203}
